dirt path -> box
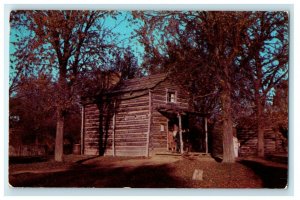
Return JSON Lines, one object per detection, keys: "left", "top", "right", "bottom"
{"left": 10, "top": 155, "right": 182, "bottom": 175}
{"left": 9, "top": 155, "right": 288, "bottom": 188}
{"left": 83, "top": 155, "right": 181, "bottom": 168}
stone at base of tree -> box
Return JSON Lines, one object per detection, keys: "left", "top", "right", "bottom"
{"left": 192, "top": 169, "right": 203, "bottom": 181}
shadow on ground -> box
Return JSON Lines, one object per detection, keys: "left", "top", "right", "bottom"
{"left": 9, "top": 162, "right": 185, "bottom": 188}
{"left": 9, "top": 156, "right": 49, "bottom": 164}
{"left": 9, "top": 155, "right": 288, "bottom": 188}
{"left": 238, "top": 160, "right": 288, "bottom": 188}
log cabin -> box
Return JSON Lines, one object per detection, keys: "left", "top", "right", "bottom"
{"left": 80, "top": 73, "right": 208, "bottom": 157}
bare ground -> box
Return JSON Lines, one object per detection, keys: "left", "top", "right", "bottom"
{"left": 8, "top": 154, "right": 288, "bottom": 188}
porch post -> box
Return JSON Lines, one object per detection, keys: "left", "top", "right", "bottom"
{"left": 205, "top": 117, "right": 208, "bottom": 154}
{"left": 178, "top": 113, "right": 184, "bottom": 154}
{"left": 166, "top": 119, "right": 169, "bottom": 151}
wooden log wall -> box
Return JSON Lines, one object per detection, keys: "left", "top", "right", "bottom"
{"left": 264, "top": 129, "right": 276, "bottom": 155}
{"left": 114, "top": 93, "right": 149, "bottom": 156}
{"left": 150, "top": 79, "right": 190, "bottom": 153}
{"left": 84, "top": 104, "right": 114, "bottom": 155}
{"left": 237, "top": 128, "right": 287, "bottom": 157}
{"left": 237, "top": 129, "right": 258, "bottom": 157}
{"left": 84, "top": 104, "right": 99, "bottom": 155}
{"left": 83, "top": 79, "right": 191, "bottom": 156}
{"left": 83, "top": 91, "right": 150, "bottom": 156}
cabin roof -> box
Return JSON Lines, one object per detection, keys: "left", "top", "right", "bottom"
{"left": 112, "top": 73, "right": 168, "bottom": 93}
{"left": 81, "top": 73, "right": 168, "bottom": 104}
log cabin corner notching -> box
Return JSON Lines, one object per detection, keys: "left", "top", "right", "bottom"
{"left": 80, "top": 73, "right": 206, "bottom": 157}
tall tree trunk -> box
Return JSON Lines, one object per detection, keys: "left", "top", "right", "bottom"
{"left": 256, "top": 97, "right": 265, "bottom": 157}
{"left": 221, "top": 85, "right": 235, "bottom": 163}
{"left": 55, "top": 66, "right": 67, "bottom": 162}
{"left": 254, "top": 70, "right": 265, "bottom": 157}
{"left": 55, "top": 110, "right": 64, "bottom": 161}
{"left": 219, "top": 59, "right": 235, "bottom": 163}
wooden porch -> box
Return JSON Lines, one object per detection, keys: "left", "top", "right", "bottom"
{"left": 156, "top": 104, "right": 209, "bottom": 155}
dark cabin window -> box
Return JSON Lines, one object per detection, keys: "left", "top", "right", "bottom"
{"left": 167, "top": 91, "right": 176, "bottom": 103}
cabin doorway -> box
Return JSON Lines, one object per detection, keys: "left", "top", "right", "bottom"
{"left": 166, "top": 115, "right": 209, "bottom": 154}
{"left": 167, "top": 117, "right": 191, "bottom": 153}
{"left": 167, "top": 119, "right": 179, "bottom": 152}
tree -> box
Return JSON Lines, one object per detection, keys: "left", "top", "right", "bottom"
{"left": 9, "top": 74, "right": 56, "bottom": 150}
{"left": 114, "top": 48, "right": 142, "bottom": 80}
{"left": 10, "top": 74, "right": 82, "bottom": 154}
{"left": 271, "top": 79, "right": 288, "bottom": 139}
{"left": 134, "top": 11, "right": 254, "bottom": 162}
{"left": 238, "top": 12, "right": 288, "bottom": 157}
{"left": 10, "top": 10, "right": 119, "bottom": 161}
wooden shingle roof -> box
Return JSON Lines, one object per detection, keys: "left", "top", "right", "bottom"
{"left": 112, "top": 73, "right": 168, "bottom": 93}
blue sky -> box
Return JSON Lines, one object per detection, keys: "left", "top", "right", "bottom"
{"left": 9, "top": 11, "right": 146, "bottom": 76}
{"left": 100, "top": 11, "right": 145, "bottom": 64}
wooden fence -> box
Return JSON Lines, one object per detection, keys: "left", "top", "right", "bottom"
{"left": 237, "top": 128, "right": 287, "bottom": 157}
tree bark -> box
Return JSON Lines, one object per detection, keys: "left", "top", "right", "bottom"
{"left": 55, "top": 110, "right": 64, "bottom": 161}
{"left": 218, "top": 60, "right": 235, "bottom": 163}
{"left": 221, "top": 87, "right": 235, "bottom": 163}
{"left": 254, "top": 70, "right": 265, "bottom": 157}
{"left": 256, "top": 97, "right": 265, "bottom": 157}
{"left": 54, "top": 66, "right": 67, "bottom": 162}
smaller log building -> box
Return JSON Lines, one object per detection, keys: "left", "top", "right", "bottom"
{"left": 81, "top": 73, "right": 208, "bottom": 157}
